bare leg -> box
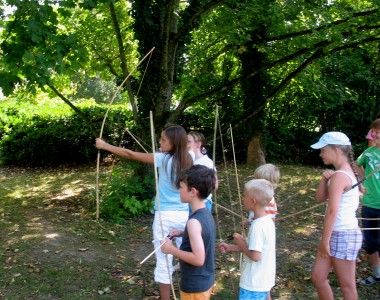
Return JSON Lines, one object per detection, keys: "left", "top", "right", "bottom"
{"left": 159, "top": 283, "right": 171, "bottom": 300}
{"left": 311, "top": 255, "right": 334, "bottom": 300}
{"left": 368, "top": 252, "right": 380, "bottom": 273}
{"left": 332, "top": 257, "right": 358, "bottom": 300}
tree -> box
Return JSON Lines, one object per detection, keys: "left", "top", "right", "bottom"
{"left": 1, "top": 0, "right": 379, "bottom": 161}
{"left": 171, "top": 0, "right": 380, "bottom": 161}
{"left": 263, "top": 43, "right": 380, "bottom": 164}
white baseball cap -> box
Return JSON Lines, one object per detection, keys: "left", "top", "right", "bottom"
{"left": 311, "top": 131, "right": 351, "bottom": 149}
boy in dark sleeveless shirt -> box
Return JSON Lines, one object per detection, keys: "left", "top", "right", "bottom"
{"left": 161, "top": 165, "right": 216, "bottom": 299}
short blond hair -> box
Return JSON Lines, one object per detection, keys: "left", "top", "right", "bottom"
{"left": 244, "top": 179, "right": 274, "bottom": 206}
{"left": 254, "top": 163, "right": 280, "bottom": 190}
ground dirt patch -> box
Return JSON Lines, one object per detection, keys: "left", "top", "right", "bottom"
{"left": 1, "top": 164, "right": 379, "bottom": 299}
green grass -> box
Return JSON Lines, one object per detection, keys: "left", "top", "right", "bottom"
{"left": 0, "top": 163, "right": 378, "bottom": 299}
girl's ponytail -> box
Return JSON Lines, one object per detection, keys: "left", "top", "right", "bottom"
{"left": 348, "top": 147, "right": 367, "bottom": 194}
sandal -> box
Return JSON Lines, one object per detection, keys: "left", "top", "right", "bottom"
{"left": 360, "top": 275, "right": 380, "bottom": 286}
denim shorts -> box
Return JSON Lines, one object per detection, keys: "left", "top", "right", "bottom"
{"left": 239, "top": 288, "right": 268, "bottom": 300}
{"left": 362, "top": 206, "right": 380, "bottom": 254}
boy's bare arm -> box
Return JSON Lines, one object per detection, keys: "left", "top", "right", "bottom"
{"left": 161, "top": 219, "right": 205, "bottom": 267}
{"left": 218, "top": 242, "right": 241, "bottom": 253}
{"left": 233, "top": 233, "right": 261, "bottom": 262}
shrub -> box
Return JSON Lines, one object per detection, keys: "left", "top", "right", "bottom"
{"left": 99, "top": 161, "right": 155, "bottom": 223}
{"left": 0, "top": 101, "right": 132, "bottom": 166}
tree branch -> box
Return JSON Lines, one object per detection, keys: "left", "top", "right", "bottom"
{"left": 175, "top": 41, "right": 324, "bottom": 113}
{"left": 172, "top": 35, "right": 380, "bottom": 123}
{"left": 267, "top": 8, "right": 379, "bottom": 42}
{"left": 175, "top": 0, "right": 227, "bottom": 41}
{"left": 46, "top": 82, "right": 98, "bottom": 138}
{"left": 108, "top": 2, "right": 139, "bottom": 121}
{"left": 199, "top": 44, "right": 236, "bottom": 75}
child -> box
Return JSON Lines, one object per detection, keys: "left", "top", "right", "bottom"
{"left": 366, "top": 129, "right": 376, "bottom": 148}
{"left": 187, "top": 131, "right": 218, "bottom": 212}
{"left": 247, "top": 163, "right": 280, "bottom": 222}
{"left": 161, "top": 165, "right": 217, "bottom": 299}
{"left": 310, "top": 131, "right": 362, "bottom": 299}
{"left": 365, "top": 112, "right": 380, "bottom": 147}
{"left": 96, "top": 124, "right": 193, "bottom": 300}
{"left": 219, "top": 179, "right": 276, "bottom": 300}
{"left": 356, "top": 118, "right": 380, "bottom": 285}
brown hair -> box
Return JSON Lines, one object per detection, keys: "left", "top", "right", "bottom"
{"left": 371, "top": 118, "right": 380, "bottom": 130}
{"left": 188, "top": 131, "right": 207, "bottom": 154}
{"left": 177, "top": 165, "right": 216, "bottom": 199}
{"left": 163, "top": 125, "right": 193, "bottom": 185}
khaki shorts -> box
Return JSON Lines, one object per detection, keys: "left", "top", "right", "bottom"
{"left": 180, "top": 287, "right": 213, "bottom": 300}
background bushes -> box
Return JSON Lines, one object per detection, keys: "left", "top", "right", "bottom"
{"left": 0, "top": 100, "right": 132, "bottom": 166}
{"left": 98, "top": 161, "right": 155, "bottom": 222}
{"left": 0, "top": 97, "right": 374, "bottom": 168}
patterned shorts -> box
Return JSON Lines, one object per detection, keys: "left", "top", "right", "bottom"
{"left": 330, "top": 229, "right": 363, "bottom": 260}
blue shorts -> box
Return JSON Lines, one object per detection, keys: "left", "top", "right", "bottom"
{"left": 239, "top": 288, "right": 268, "bottom": 300}
{"left": 362, "top": 206, "right": 380, "bottom": 254}
{"left": 330, "top": 230, "right": 362, "bottom": 260}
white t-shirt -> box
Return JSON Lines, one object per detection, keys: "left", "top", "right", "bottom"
{"left": 194, "top": 155, "right": 215, "bottom": 170}
{"left": 194, "top": 154, "right": 216, "bottom": 201}
{"left": 240, "top": 215, "right": 276, "bottom": 292}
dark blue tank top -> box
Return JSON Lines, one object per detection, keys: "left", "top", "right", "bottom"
{"left": 179, "top": 207, "right": 216, "bottom": 293}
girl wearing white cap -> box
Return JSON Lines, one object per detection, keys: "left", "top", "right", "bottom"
{"left": 310, "top": 132, "right": 362, "bottom": 300}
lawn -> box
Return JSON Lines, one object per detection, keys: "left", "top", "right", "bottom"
{"left": 0, "top": 163, "right": 378, "bottom": 299}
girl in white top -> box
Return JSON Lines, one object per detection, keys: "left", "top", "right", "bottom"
{"left": 187, "top": 131, "right": 218, "bottom": 212}
{"left": 310, "top": 132, "right": 362, "bottom": 300}
{"left": 96, "top": 125, "right": 193, "bottom": 300}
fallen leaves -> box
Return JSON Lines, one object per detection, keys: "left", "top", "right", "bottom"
{"left": 136, "top": 226, "right": 148, "bottom": 233}
{"left": 98, "top": 287, "right": 112, "bottom": 295}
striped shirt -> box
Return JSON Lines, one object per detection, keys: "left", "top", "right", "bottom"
{"left": 248, "top": 197, "right": 278, "bottom": 221}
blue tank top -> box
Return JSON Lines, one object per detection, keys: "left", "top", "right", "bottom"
{"left": 179, "top": 208, "right": 216, "bottom": 293}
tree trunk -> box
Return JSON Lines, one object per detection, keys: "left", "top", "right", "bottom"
{"left": 238, "top": 43, "right": 270, "bottom": 164}
{"left": 246, "top": 134, "right": 266, "bottom": 165}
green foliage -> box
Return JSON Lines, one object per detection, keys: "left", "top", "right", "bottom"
{"left": 99, "top": 161, "right": 154, "bottom": 223}
{"left": 71, "top": 1, "right": 138, "bottom": 81}
{"left": 264, "top": 47, "right": 380, "bottom": 165}
{"left": 70, "top": 74, "right": 124, "bottom": 104}
{"left": 0, "top": 99, "right": 132, "bottom": 166}
{"left": 0, "top": 0, "right": 88, "bottom": 96}
{"left": 1, "top": 0, "right": 380, "bottom": 165}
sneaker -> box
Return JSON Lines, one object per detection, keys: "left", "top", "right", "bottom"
{"left": 360, "top": 275, "right": 380, "bottom": 286}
